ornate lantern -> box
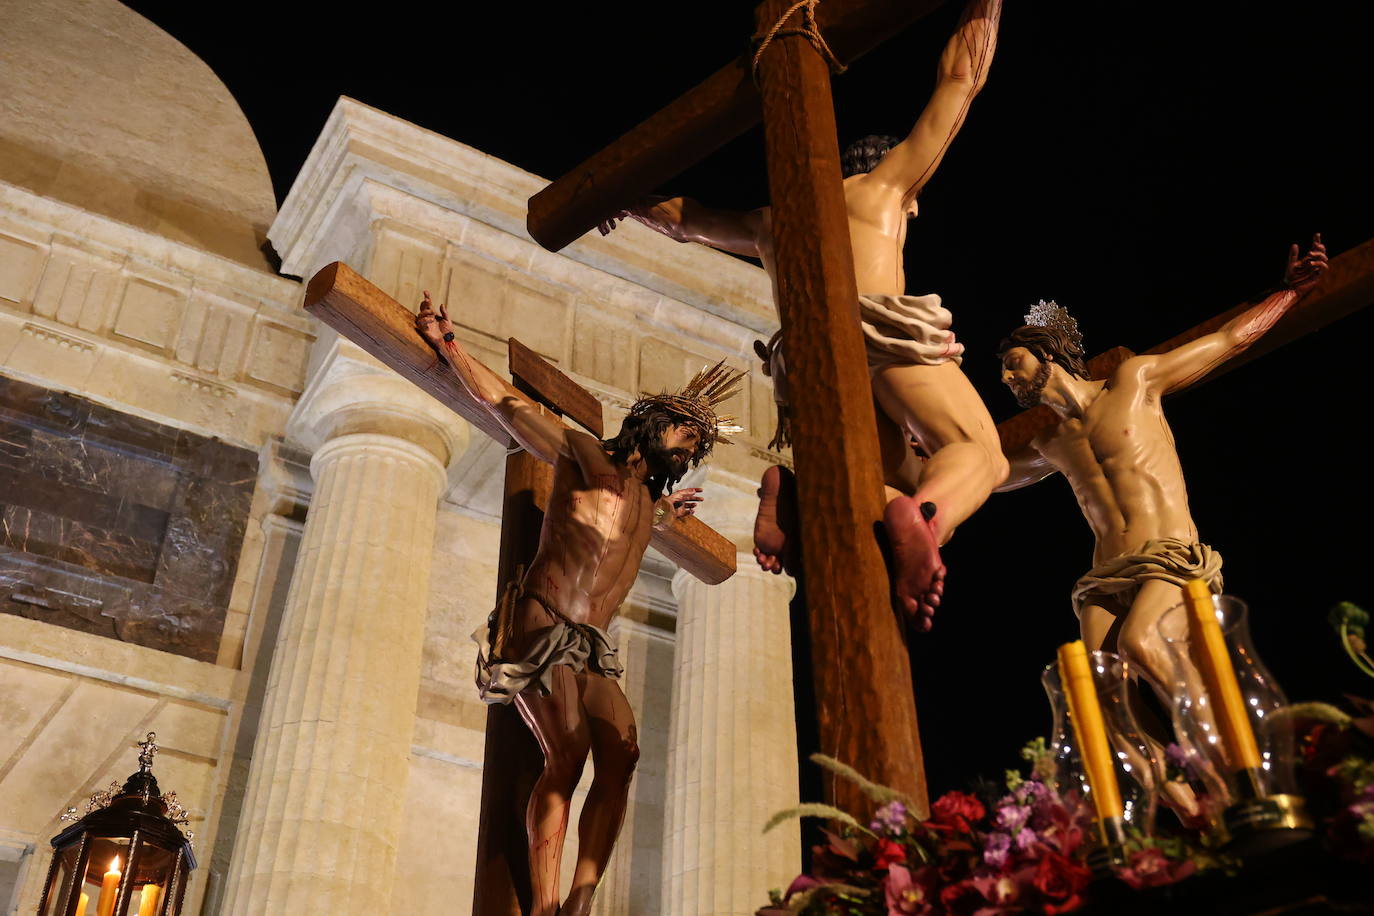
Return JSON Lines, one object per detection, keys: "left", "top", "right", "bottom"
{"left": 38, "top": 734, "right": 196, "bottom": 916}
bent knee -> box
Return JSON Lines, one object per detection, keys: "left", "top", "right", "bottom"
{"left": 1118, "top": 628, "right": 1171, "bottom": 682}
{"left": 986, "top": 447, "right": 1010, "bottom": 486}
{"left": 541, "top": 748, "right": 589, "bottom": 786}
{"left": 597, "top": 737, "right": 640, "bottom": 782}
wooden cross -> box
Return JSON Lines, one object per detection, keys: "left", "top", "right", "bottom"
{"left": 527, "top": 0, "right": 951, "bottom": 820}
{"left": 302, "top": 262, "right": 740, "bottom": 916}
{"left": 996, "top": 238, "right": 1374, "bottom": 453}
{"left": 303, "top": 262, "right": 737, "bottom": 583}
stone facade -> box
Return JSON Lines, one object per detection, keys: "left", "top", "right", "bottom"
{"left": 0, "top": 5, "right": 803, "bottom": 912}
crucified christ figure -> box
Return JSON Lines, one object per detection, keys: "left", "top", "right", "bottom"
{"left": 603, "top": 0, "right": 1007, "bottom": 629}
{"left": 416, "top": 294, "right": 742, "bottom": 916}
{"left": 996, "top": 235, "right": 1327, "bottom": 818}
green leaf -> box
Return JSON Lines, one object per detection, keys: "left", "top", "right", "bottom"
{"left": 1329, "top": 601, "right": 1370, "bottom": 635}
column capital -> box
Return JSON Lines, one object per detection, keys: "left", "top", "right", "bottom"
{"left": 288, "top": 334, "right": 469, "bottom": 472}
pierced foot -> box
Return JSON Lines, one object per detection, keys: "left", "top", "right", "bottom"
{"left": 753, "top": 464, "right": 799, "bottom": 575}
{"left": 883, "top": 496, "right": 946, "bottom": 632}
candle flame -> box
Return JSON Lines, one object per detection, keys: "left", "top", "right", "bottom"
{"left": 109, "top": 856, "right": 121, "bottom": 872}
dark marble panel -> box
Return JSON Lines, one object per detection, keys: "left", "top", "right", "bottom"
{"left": 3, "top": 467, "right": 170, "bottom": 545}
{"left": 0, "top": 373, "right": 258, "bottom": 662}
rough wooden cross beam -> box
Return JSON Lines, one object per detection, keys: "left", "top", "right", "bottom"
{"left": 525, "top": 0, "right": 952, "bottom": 818}
{"left": 526, "top": 0, "right": 947, "bottom": 252}
{"left": 303, "top": 261, "right": 737, "bottom": 585}
{"left": 997, "top": 238, "right": 1374, "bottom": 454}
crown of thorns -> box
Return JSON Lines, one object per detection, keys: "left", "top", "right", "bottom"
{"left": 630, "top": 359, "right": 746, "bottom": 449}
{"left": 1024, "top": 299, "right": 1083, "bottom": 351}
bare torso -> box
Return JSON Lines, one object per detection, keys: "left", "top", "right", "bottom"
{"left": 1033, "top": 359, "right": 1199, "bottom": 565}
{"left": 756, "top": 176, "right": 913, "bottom": 300}
{"left": 521, "top": 453, "right": 656, "bottom": 630}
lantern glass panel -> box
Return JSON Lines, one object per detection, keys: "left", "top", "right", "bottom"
{"left": 116, "top": 840, "right": 175, "bottom": 916}
{"left": 76, "top": 838, "right": 133, "bottom": 916}
{"left": 40, "top": 843, "right": 80, "bottom": 916}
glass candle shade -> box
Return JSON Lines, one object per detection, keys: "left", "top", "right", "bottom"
{"left": 38, "top": 735, "right": 194, "bottom": 916}
{"left": 1042, "top": 650, "right": 1160, "bottom": 838}
{"left": 1159, "top": 592, "right": 1310, "bottom": 839}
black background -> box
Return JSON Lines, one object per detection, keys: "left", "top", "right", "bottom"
{"left": 122, "top": 0, "right": 1374, "bottom": 800}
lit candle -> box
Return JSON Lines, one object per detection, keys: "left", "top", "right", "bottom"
{"left": 95, "top": 857, "right": 121, "bottom": 916}
{"left": 1182, "top": 579, "right": 1262, "bottom": 771}
{"left": 75, "top": 893, "right": 89, "bottom": 916}
{"left": 137, "top": 884, "right": 162, "bottom": 916}
{"left": 1057, "top": 641, "right": 1124, "bottom": 820}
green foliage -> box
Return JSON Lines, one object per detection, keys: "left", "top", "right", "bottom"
{"left": 1329, "top": 601, "right": 1370, "bottom": 637}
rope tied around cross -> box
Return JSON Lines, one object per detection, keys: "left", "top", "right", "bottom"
{"left": 751, "top": 0, "right": 848, "bottom": 84}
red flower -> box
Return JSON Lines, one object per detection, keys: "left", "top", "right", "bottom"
{"left": 1118, "top": 847, "right": 1197, "bottom": 890}
{"left": 938, "top": 877, "right": 986, "bottom": 915}
{"left": 930, "top": 791, "right": 986, "bottom": 834}
{"left": 874, "top": 838, "right": 908, "bottom": 870}
{"left": 1032, "top": 850, "right": 1091, "bottom": 912}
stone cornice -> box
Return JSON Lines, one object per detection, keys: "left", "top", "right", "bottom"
{"left": 270, "top": 97, "right": 776, "bottom": 335}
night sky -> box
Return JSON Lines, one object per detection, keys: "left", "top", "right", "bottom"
{"left": 123, "top": 0, "right": 1374, "bottom": 800}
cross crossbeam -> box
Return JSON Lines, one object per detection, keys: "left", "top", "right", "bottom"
{"left": 526, "top": 0, "right": 947, "bottom": 252}
{"left": 303, "top": 261, "right": 738, "bottom": 584}
{"left": 997, "top": 238, "right": 1374, "bottom": 454}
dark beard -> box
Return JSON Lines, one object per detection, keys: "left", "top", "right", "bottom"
{"left": 643, "top": 442, "right": 691, "bottom": 482}
{"left": 1010, "top": 360, "right": 1052, "bottom": 408}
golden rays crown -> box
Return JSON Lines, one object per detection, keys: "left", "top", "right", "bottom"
{"left": 630, "top": 359, "right": 747, "bottom": 448}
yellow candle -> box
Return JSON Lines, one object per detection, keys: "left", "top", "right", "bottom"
{"left": 75, "top": 893, "right": 89, "bottom": 916}
{"left": 137, "top": 884, "right": 162, "bottom": 916}
{"left": 1182, "top": 579, "right": 1262, "bottom": 770}
{"left": 1057, "top": 641, "right": 1124, "bottom": 820}
{"left": 95, "top": 857, "right": 120, "bottom": 916}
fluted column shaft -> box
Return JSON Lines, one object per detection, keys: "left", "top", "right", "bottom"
{"left": 665, "top": 558, "right": 800, "bottom": 916}
{"left": 220, "top": 421, "right": 453, "bottom": 914}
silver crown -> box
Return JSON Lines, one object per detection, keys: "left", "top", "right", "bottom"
{"left": 1024, "top": 299, "right": 1083, "bottom": 350}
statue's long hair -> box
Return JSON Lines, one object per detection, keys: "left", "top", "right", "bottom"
{"left": 602, "top": 404, "right": 706, "bottom": 500}
{"left": 997, "top": 325, "right": 1089, "bottom": 379}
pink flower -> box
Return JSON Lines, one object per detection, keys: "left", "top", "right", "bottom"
{"left": 1013, "top": 827, "right": 1040, "bottom": 852}
{"left": 884, "top": 864, "right": 935, "bottom": 915}
{"left": 1117, "top": 847, "right": 1197, "bottom": 890}
{"left": 970, "top": 871, "right": 1024, "bottom": 907}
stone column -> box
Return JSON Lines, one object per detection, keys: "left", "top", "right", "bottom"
{"left": 219, "top": 347, "right": 468, "bottom": 915}
{"left": 664, "top": 557, "right": 801, "bottom": 916}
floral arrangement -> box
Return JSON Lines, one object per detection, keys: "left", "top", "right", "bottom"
{"left": 756, "top": 742, "right": 1222, "bottom": 915}
{"left": 755, "top": 601, "right": 1374, "bottom": 914}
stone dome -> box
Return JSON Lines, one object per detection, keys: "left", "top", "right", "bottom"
{"left": 0, "top": 0, "right": 278, "bottom": 269}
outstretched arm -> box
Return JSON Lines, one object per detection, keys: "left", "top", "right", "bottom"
{"left": 995, "top": 445, "right": 1058, "bottom": 492}
{"left": 1145, "top": 235, "right": 1328, "bottom": 395}
{"left": 416, "top": 293, "right": 583, "bottom": 467}
{"left": 600, "top": 196, "right": 765, "bottom": 258}
{"left": 864, "top": 0, "right": 1001, "bottom": 201}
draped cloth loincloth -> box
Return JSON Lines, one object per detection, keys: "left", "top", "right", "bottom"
{"left": 472, "top": 576, "right": 623, "bottom": 705}
{"left": 1071, "top": 537, "right": 1224, "bottom": 619}
{"left": 758, "top": 293, "right": 964, "bottom": 449}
